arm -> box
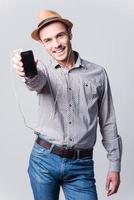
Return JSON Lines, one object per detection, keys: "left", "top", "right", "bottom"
{"left": 98, "top": 68, "right": 122, "bottom": 196}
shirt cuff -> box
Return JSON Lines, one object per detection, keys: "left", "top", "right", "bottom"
{"left": 109, "top": 160, "right": 121, "bottom": 172}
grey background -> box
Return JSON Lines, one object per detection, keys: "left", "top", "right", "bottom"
{"left": 0, "top": 0, "right": 133, "bottom": 199}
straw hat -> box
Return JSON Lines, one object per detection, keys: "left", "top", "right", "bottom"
{"left": 31, "top": 10, "right": 73, "bottom": 41}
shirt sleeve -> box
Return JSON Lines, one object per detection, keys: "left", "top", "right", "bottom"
{"left": 98, "top": 68, "right": 122, "bottom": 172}
{"left": 23, "top": 64, "right": 47, "bottom": 93}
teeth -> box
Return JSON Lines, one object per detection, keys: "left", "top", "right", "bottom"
{"left": 56, "top": 49, "right": 63, "bottom": 53}
{"left": 53, "top": 48, "right": 65, "bottom": 54}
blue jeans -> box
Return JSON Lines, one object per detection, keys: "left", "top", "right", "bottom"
{"left": 28, "top": 142, "right": 98, "bottom": 200}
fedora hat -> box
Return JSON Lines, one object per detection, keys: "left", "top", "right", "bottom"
{"left": 31, "top": 10, "right": 73, "bottom": 41}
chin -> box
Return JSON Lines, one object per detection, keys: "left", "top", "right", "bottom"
{"left": 54, "top": 54, "right": 68, "bottom": 62}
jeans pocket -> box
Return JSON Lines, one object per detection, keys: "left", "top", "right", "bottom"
{"left": 31, "top": 142, "right": 50, "bottom": 157}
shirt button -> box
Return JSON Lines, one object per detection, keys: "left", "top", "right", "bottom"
{"left": 69, "top": 121, "right": 72, "bottom": 124}
{"left": 69, "top": 87, "right": 71, "bottom": 90}
{"left": 69, "top": 138, "right": 73, "bottom": 141}
{"left": 69, "top": 104, "right": 72, "bottom": 107}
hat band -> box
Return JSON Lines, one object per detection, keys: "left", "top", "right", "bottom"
{"left": 38, "top": 17, "right": 60, "bottom": 27}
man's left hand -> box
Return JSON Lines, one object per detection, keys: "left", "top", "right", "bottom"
{"left": 106, "top": 171, "right": 120, "bottom": 196}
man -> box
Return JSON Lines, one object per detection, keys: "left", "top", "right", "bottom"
{"left": 13, "top": 10, "right": 122, "bottom": 200}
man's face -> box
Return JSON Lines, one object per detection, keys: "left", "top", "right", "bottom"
{"left": 39, "top": 22, "right": 72, "bottom": 65}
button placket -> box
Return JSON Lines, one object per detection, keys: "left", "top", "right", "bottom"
{"left": 59, "top": 68, "right": 70, "bottom": 143}
{"left": 66, "top": 73, "right": 74, "bottom": 145}
{"left": 68, "top": 87, "right": 72, "bottom": 126}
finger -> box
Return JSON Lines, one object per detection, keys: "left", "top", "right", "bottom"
{"left": 18, "top": 66, "right": 24, "bottom": 72}
{"left": 106, "top": 178, "right": 112, "bottom": 196}
{"left": 17, "top": 71, "right": 25, "bottom": 77}
{"left": 106, "top": 178, "right": 110, "bottom": 191}
{"left": 107, "top": 186, "right": 115, "bottom": 196}
{"left": 12, "top": 56, "right": 23, "bottom": 66}
{"left": 107, "top": 183, "right": 118, "bottom": 196}
{"left": 15, "top": 52, "right": 21, "bottom": 60}
{"left": 13, "top": 64, "right": 24, "bottom": 72}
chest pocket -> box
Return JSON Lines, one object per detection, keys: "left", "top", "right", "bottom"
{"left": 83, "top": 80, "right": 98, "bottom": 103}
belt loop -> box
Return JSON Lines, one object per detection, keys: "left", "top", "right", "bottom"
{"left": 49, "top": 143, "right": 55, "bottom": 153}
{"left": 76, "top": 149, "right": 80, "bottom": 159}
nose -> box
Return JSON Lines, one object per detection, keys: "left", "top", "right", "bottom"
{"left": 53, "top": 38, "right": 61, "bottom": 49}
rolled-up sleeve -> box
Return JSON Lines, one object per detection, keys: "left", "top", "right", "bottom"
{"left": 98, "top": 68, "right": 122, "bottom": 172}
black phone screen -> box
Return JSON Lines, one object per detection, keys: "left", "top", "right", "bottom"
{"left": 21, "top": 50, "right": 38, "bottom": 77}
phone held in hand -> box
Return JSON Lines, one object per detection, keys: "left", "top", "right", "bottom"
{"left": 21, "top": 50, "right": 38, "bottom": 77}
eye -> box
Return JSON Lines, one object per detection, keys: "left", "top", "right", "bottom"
{"left": 44, "top": 38, "right": 51, "bottom": 43}
{"left": 57, "top": 33, "right": 66, "bottom": 38}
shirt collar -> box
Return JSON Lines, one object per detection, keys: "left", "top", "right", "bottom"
{"left": 50, "top": 51, "right": 85, "bottom": 69}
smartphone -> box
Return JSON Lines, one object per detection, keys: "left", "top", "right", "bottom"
{"left": 21, "top": 50, "right": 38, "bottom": 77}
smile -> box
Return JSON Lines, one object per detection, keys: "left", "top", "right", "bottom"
{"left": 53, "top": 47, "right": 66, "bottom": 55}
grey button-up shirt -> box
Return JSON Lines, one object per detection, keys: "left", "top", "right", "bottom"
{"left": 25, "top": 51, "right": 122, "bottom": 172}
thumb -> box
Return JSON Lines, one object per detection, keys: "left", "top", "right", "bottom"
{"left": 34, "top": 57, "right": 38, "bottom": 64}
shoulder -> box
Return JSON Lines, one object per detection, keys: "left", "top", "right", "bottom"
{"left": 81, "top": 58, "right": 105, "bottom": 72}
{"left": 81, "top": 58, "right": 107, "bottom": 82}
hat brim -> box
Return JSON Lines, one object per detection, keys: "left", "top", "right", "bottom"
{"left": 31, "top": 17, "right": 73, "bottom": 41}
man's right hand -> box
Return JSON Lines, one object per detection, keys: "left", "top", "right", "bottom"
{"left": 12, "top": 52, "right": 25, "bottom": 77}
